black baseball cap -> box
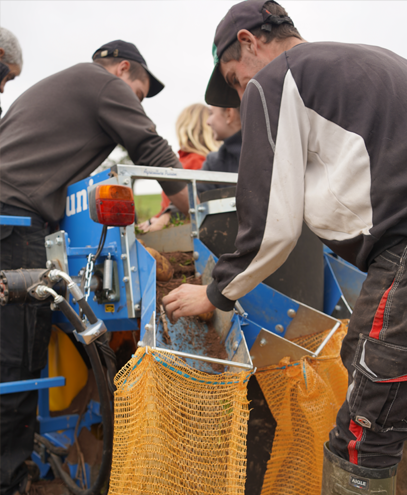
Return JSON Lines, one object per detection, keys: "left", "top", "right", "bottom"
{"left": 205, "top": 0, "right": 293, "bottom": 107}
{"left": 92, "top": 40, "right": 164, "bottom": 98}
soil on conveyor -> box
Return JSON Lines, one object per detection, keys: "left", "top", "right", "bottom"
{"left": 156, "top": 251, "right": 200, "bottom": 309}
{"left": 155, "top": 251, "right": 228, "bottom": 370}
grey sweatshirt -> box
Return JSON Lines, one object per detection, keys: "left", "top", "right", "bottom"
{"left": 0, "top": 63, "right": 184, "bottom": 223}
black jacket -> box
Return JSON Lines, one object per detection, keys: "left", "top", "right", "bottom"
{"left": 207, "top": 42, "right": 407, "bottom": 311}
{"left": 197, "top": 130, "right": 242, "bottom": 197}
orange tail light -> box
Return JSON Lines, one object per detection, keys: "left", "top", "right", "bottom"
{"left": 89, "top": 184, "right": 135, "bottom": 226}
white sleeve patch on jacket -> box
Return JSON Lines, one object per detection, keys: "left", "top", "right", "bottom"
{"left": 222, "top": 70, "right": 309, "bottom": 301}
{"left": 304, "top": 108, "right": 373, "bottom": 241}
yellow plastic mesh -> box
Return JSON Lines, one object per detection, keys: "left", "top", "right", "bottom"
{"left": 257, "top": 322, "right": 348, "bottom": 495}
{"left": 108, "top": 347, "right": 252, "bottom": 495}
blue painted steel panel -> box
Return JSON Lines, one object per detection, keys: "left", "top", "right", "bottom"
{"left": 326, "top": 254, "right": 366, "bottom": 310}
{"left": 194, "top": 239, "right": 299, "bottom": 343}
{"left": 242, "top": 320, "right": 264, "bottom": 351}
{"left": 52, "top": 170, "right": 141, "bottom": 329}
{"left": 0, "top": 215, "right": 31, "bottom": 226}
{"left": 323, "top": 254, "right": 343, "bottom": 316}
{"left": 0, "top": 376, "right": 65, "bottom": 395}
{"left": 193, "top": 238, "right": 216, "bottom": 275}
{"left": 45, "top": 431, "right": 73, "bottom": 449}
{"left": 138, "top": 242, "right": 156, "bottom": 341}
{"left": 32, "top": 452, "right": 52, "bottom": 479}
{"left": 154, "top": 311, "right": 243, "bottom": 373}
{"left": 38, "top": 405, "right": 102, "bottom": 434}
{"left": 239, "top": 285, "right": 299, "bottom": 339}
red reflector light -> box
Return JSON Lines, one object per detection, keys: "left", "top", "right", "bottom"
{"left": 90, "top": 185, "right": 135, "bottom": 226}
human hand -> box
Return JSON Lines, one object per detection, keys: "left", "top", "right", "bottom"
{"left": 137, "top": 214, "right": 170, "bottom": 233}
{"left": 162, "top": 284, "right": 216, "bottom": 323}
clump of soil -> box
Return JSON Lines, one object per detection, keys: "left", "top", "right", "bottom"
{"left": 155, "top": 251, "right": 228, "bottom": 371}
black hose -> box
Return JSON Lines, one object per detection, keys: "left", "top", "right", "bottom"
{"left": 96, "top": 334, "right": 117, "bottom": 395}
{"left": 54, "top": 302, "right": 113, "bottom": 495}
{"left": 34, "top": 433, "right": 68, "bottom": 457}
{"left": 62, "top": 291, "right": 117, "bottom": 397}
{"left": 47, "top": 343, "right": 113, "bottom": 495}
{"left": 74, "top": 294, "right": 117, "bottom": 394}
{"left": 94, "top": 225, "right": 108, "bottom": 263}
{"left": 77, "top": 297, "right": 98, "bottom": 325}
{"left": 56, "top": 297, "right": 86, "bottom": 331}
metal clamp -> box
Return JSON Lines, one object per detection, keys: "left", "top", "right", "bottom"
{"left": 73, "top": 319, "right": 107, "bottom": 345}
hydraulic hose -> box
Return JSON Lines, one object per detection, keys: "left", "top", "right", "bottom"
{"left": 77, "top": 297, "right": 98, "bottom": 325}
{"left": 48, "top": 342, "right": 113, "bottom": 495}
{"left": 48, "top": 291, "right": 113, "bottom": 495}
{"left": 50, "top": 271, "right": 117, "bottom": 394}
{"left": 54, "top": 295, "right": 86, "bottom": 332}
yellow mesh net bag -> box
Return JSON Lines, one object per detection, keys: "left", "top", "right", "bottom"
{"left": 256, "top": 322, "right": 348, "bottom": 495}
{"left": 108, "top": 347, "right": 252, "bottom": 495}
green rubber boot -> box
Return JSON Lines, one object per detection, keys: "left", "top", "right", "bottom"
{"left": 321, "top": 442, "right": 398, "bottom": 495}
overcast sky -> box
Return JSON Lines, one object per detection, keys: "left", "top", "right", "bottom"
{"left": 2, "top": 1, "right": 407, "bottom": 194}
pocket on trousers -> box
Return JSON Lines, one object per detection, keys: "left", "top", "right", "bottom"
{"left": 349, "top": 335, "right": 407, "bottom": 431}
{"left": 26, "top": 304, "right": 52, "bottom": 372}
{"left": 0, "top": 225, "right": 14, "bottom": 241}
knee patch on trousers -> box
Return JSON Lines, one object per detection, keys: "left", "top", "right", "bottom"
{"left": 349, "top": 335, "right": 407, "bottom": 432}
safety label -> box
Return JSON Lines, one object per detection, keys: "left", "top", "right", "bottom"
{"left": 105, "top": 304, "right": 115, "bottom": 313}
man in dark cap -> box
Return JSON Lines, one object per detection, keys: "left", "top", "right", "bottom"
{"left": 0, "top": 39, "right": 188, "bottom": 495}
{"left": 163, "top": 1, "right": 407, "bottom": 494}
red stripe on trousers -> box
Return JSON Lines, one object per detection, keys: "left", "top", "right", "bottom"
{"left": 348, "top": 420, "right": 364, "bottom": 464}
{"left": 369, "top": 281, "right": 394, "bottom": 340}
{"left": 377, "top": 375, "right": 407, "bottom": 383}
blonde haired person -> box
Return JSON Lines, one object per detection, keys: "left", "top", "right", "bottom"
{"left": 139, "top": 103, "right": 220, "bottom": 230}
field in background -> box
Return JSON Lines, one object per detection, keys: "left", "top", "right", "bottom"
{"left": 135, "top": 194, "right": 162, "bottom": 223}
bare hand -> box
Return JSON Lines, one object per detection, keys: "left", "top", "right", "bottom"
{"left": 137, "top": 213, "right": 170, "bottom": 233}
{"left": 162, "top": 284, "right": 216, "bottom": 323}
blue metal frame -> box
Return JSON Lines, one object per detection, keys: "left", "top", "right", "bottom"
{"left": 138, "top": 243, "right": 156, "bottom": 342}
{"left": 55, "top": 170, "right": 141, "bottom": 332}
{"left": 0, "top": 215, "right": 32, "bottom": 226}
{"left": 324, "top": 253, "right": 366, "bottom": 310}
{"left": 0, "top": 376, "right": 65, "bottom": 395}
{"left": 1, "top": 168, "right": 371, "bottom": 487}
{"left": 193, "top": 238, "right": 300, "bottom": 349}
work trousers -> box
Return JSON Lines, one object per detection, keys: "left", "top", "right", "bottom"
{"left": 330, "top": 239, "right": 407, "bottom": 469}
{"left": 0, "top": 203, "right": 52, "bottom": 495}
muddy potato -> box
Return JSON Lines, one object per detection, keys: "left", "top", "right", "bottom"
{"left": 137, "top": 239, "right": 147, "bottom": 248}
{"left": 146, "top": 247, "right": 174, "bottom": 282}
{"left": 197, "top": 311, "right": 214, "bottom": 322}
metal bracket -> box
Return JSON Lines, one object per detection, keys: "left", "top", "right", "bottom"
{"left": 139, "top": 311, "right": 156, "bottom": 348}
{"left": 44, "top": 231, "right": 70, "bottom": 273}
{"left": 250, "top": 320, "right": 341, "bottom": 368}
{"left": 73, "top": 319, "right": 107, "bottom": 345}
{"left": 196, "top": 197, "right": 237, "bottom": 229}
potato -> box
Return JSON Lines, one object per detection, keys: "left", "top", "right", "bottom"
{"left": 138, "top": 239, "right": 147, "bottom": 248}
{"left": 146, "top": 247, "right": 174, "bottom": 282}
{"left": 198, "top": 311, "right": 214, "bottom": 322}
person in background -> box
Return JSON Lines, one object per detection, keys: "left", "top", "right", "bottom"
{"left": 0, "top": 27, "right": 23, "bottom": 115}
{"left": 197, "top": 105, "right": 241, "bottom": 196}
{"left": 139, "top": 103, "right": 220, "bottom": 231}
